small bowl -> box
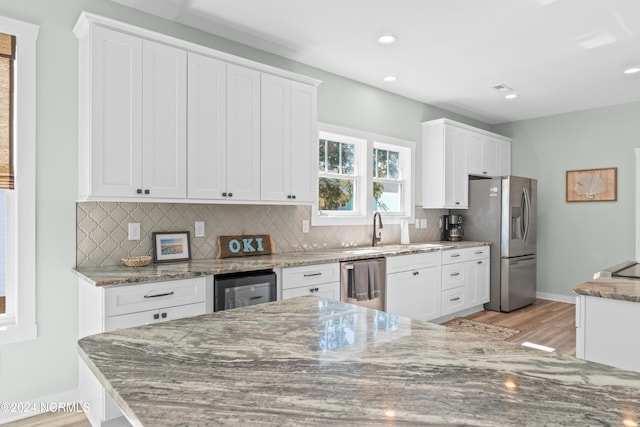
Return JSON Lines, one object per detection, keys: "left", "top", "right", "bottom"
{"left": 121, "top": 256, "right": 152, "bottom": 267}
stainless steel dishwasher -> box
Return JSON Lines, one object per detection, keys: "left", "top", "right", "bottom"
{"left": 340, "top": 258, "right": 386, "bottom": 311}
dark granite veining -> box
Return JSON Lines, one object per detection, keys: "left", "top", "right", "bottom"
{"left": 78, "top": 296, "right": 640, "bottom": 426}
{"left": 74, "top": 241, "right": 489, "bottom": 287}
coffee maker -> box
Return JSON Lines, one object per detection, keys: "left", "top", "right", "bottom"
{"left": 442, "top": 214, "right": 464, "bottom": 241}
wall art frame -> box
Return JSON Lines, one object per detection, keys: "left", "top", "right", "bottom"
{"left": 566, "top": 167, "right": 617, "bottom": 202}
{"left": 152, "top": 231, "right": 191, "bottom": 263}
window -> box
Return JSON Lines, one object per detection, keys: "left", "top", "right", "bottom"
{"left": 0, "top": 16, "right": 38, "bottom": 345}
{"left": 313, "top": 123, "right": 415, "bottom": 226}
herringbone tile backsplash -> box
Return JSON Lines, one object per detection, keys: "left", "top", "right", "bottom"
{"left": 76, "top": 202, "right": 446, "bottom": 267}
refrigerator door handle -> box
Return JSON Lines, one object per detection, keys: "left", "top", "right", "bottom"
{"left": 522, "top": 187, "right": 531, "bottom": 243}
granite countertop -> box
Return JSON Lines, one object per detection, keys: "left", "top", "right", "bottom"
{"left": 78, "top": 296, "right": 640, "bottom": 426}
{"left": 572, "top": 261, "right": 640, "bottom": 303}
{"left": 74, "top": 241, "right": 489, "bottom": 287}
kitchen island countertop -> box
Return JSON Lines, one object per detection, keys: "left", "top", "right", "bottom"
{"left": 572, "top": 261, "right": 640, "bottom": 303}
{"left": 78, "top": 296, "right": 640, "bottom": 426}
{"left": 74, "top": 241, "right": 488, "bottom": 287}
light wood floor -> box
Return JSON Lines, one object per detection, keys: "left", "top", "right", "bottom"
{"left": 464, "top": 298, "right": 576, "bottom": 356}
{"left": 4, "top": 298, "right": 575, "bottom": 427}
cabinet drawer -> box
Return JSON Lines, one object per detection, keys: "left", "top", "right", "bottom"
{"left": 387, "top": 252, "right": 440, "bottom": 274}
{"left": 442, "top": 263, "right": 467, "bottom": 290}
{"left": 105, "top": 302, "right": 206, "bottom": 332}
{"left": 412, "top": 252, "right": 441, "bottom": 270}
{"left": 105, "top": 277, "right": 207, "bottom": 317}
{"left": 282, "top": 281, "right": 340, "bottom": 300}
{"left": 386, "top": 254, "right": 414, "bottom": 274}
{"left": 281, "top": 263, "right": 340, "bottom": 289}
{"left": 442, "top": 249, "right": 467, "bottom": 264}
{"left": 468, "top": 246, "right": 490, "bottom": 260}
{"left": 442, "top": 287, "right": 465, "bottom": 316}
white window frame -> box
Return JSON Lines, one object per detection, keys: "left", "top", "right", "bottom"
{"left": 313, "top": 123, "right": 415, "bottom": 226}
{"left": 373, "top": 141, "right": 412, "bottom": 218}
{"left": 0, "top": 16, "right": 39, "bottom": 345}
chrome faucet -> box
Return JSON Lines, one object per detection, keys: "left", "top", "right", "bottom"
{"left": 372, "top": 212, "right": 383, "bottom": 246}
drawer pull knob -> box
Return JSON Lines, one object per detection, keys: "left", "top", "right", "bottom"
{"left": 303, "top": 272, "right": 322, "bottom": 277}
{"left": 153, "top": 313, "right": 160, "bottom": 320}
{"left": 450, "top": 272, "right": 460, "bottom": 277}
{"left": 450, "top": 297, "right": 461, "bottom": 302}
{"left": 161, "top": 312, "right": 167, "bottom": 318}
{"left": 144, "top": 291, "right": 175, "bottom": 299}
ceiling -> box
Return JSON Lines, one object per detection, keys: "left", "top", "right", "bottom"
{"left": 111, "top": 0, "right": 640, "bottom": 124}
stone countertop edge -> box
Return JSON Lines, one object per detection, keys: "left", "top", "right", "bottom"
{"left": 73, "top": 241, "right": 490, "bottom": 287}
{"left": 77, "top": 296, "right": 640, "bottom": 426}
{"left": 572, "top": 261, "right": 640, "bottom": 303}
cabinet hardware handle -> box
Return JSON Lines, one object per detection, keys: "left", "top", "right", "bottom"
{"left": 309, "top": 287, "right": 319, "bottom": 293}
{"left": 249, "top": 296, "right": 264, "bottom": 300}
{"left": 450, "top": 272, "right": 460, "bottom": 276}
{"left": 144, "top": 291, "right": 175, "bottom": 299}
{"left": 228, "top": 192, "right": 233, "bottom": 197}
{"left": 483, "top": 171, "right": 488, "bottom": 175}
{"left": 136, "top": 189, "right": 142, "bottom": 194}
{"left": 153, "top": 313, "right": 159, "bottom": 320}
{"left": 450, "top": 297, "right": 460, "bottom": 301}
{"left": 477, "top": 261, "right": 482, "bottom": 264}
{"left": 287, "top": 195, "right": 291, "bottom": 199}
{"left": 292, "top": 195, "right": 296, "bottom": 199}
{"left": 303, "top": 272, "right": 322, "bottom": 277}
{"left": 413, "top": 271, "right": 419, "bottom": 276}
{"left": 455, "top": 202, "right": 460, "bottom": 205}
{"left": 450, "top": 254, "right": 461, "bottom": 258}
{"left": 144, "top": 189, "right": 150, "bottom": 195}
{"left": 161, "top": 312, "right": 167, "bottom": 318}
{"left": 474, "top": 251, "right": 483, "bottom": 255}
{"left": 222, "top": 192, "right": 227, "bottom": 197}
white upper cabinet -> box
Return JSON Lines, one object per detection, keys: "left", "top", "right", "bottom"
{"left": 75, "top": 12, "right": 320, "bottom": 203}
{"left": 423, "top": 120, "right": 469, "bottom": 209}
{"left": 226, "top": 64, "right": 261, "bottom": 201}
{"left": 141, "top": 40, "right": 187, "bottom": 198}
{"left": 422, "top": 118, "right": 511, "bottom": 209}
{"left": 261, "top": 74, "right": 318, "bottom": 203}
{"left": 77, "top": 25, "right": 186, "bottom": 199}
{"left": 78, "top": 25, "right": 143, "bottom": 198}
{"left": 187, "top": 53, "right": 227, "bottom": 199}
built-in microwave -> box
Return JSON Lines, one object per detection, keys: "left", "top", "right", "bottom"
{"left": 213, "top": 270, "right": 277, "bottom": 312}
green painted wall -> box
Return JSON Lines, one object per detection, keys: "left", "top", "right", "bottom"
{"left": 493, "top": 101, "right": 640, "bottom": 297}
{"left": 0, "top": 0, "right": 636, "bottom": 405}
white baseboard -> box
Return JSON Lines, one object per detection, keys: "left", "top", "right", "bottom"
{"left": 536, "top": 292, "right": 575, "bottom": 304}
{"left": 0, "top": 388, "right": 80, "bottom": 424}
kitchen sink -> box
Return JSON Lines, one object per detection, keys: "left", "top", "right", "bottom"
{"left": 342, "top": 248, "right": 385, "bottom": 255}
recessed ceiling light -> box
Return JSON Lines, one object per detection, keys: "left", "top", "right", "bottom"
{"left": 624, "top": 66, "right": 640, "bottom": 74}
{"left": 383, "top": 75, "right": 397, "bottom": 82}
{"left": 505, "top": 93, "right": 519, "bottom": 100}
{"left": 378, "top": 34, "right": 397, "bottom": 45}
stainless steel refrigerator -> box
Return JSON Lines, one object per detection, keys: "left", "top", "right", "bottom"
{"left": 453, "top": 176, "right": 537, "bottom": 312}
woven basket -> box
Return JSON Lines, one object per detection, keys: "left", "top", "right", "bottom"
{"left": 121, "top": 256, "right": 152, "bottom": 267}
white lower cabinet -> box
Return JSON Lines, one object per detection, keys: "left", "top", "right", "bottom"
{"left": 281, "top": 263, "right": 340, "bottom": 300}
{"left": 576, "top": 295, "right": 640, "bottom": 372}
{"left": 441, "top": 246, "right": 490, "bottom": 316}
{"left": 78, "top": 276, "right": 211, "bottom": 427}
{"left": 386, "top": 252, "right": 441, "bottom": 321}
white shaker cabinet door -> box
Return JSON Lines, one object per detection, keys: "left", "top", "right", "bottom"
{"left": 141, "top": 40, "right": 187, "bottom": 198}
{"left": 289, "top": 81, "right": 318, "bottom": 203}
{"left": 86, "top": 26, "right": 143, "bottom": 198}
{"left": 187, "top": 53, "right": 227, "bottom": 199}
{"left": 260, "top": 73, "right": 292, "bottom": 202}
{"left": 444, "top": 126, "right": 468, "bottom": 209}
{"left": 226, "top": 64, "right": 261, "bottom": 201}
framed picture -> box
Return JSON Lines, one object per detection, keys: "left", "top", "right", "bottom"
{"left": 152, "top": 231, "right": 191, "bottom": 263}
{"left": 566, "top": 167, "right": 617, "bottom": 202}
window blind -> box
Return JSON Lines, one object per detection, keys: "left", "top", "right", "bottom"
{"left": 0, "top": 32, "right": 15, "bottom": 190}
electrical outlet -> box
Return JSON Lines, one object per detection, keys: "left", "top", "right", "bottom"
{"left": 421, "top": 219, "right": 427, "bottom": 229}
{"left": 195, "top": 221, "right": 205, "bottom": 237}
{"left": 302, "top": 219, "right": 310, "bottom": 233}
{"left": 128, "top": 223, "right": 140, "bottom": 240}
